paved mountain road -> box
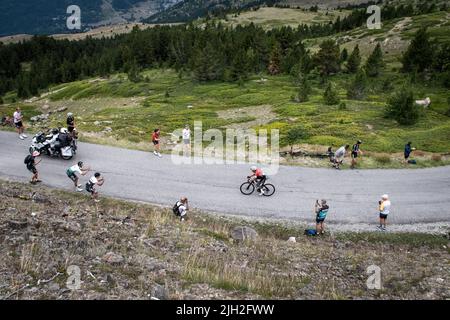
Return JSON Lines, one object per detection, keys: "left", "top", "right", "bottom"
{"left": 1, "top": 131, "right": 450, "bottom": 225}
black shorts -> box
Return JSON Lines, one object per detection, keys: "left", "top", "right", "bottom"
{"left": 404, "top": 153, "right": 410, "bottom": 160}
{"left": 27, "top": 165, "right": 37, "bottom": 174}
{"left": 86, "top": 183, "right": 96, "bottom": 194}
{"left": 316, "top": 218, "right": 325, "bottom": 224}
{"left": 15, "top": 121, "right": 23, "bottom": 128}
{"left": 68, "top": 126, "right": 75, "bottom": 133}
{"left": 67, "top": 171, "right": 77, "bottom": 182}
{"left": 152, "top": 140, "right": 159, "bottom": 145}
{"left": 379, "top": 213, "right": 388, "bottom": 219}
{"left": 351, "top": 152, "right": 358, "bottom": 158}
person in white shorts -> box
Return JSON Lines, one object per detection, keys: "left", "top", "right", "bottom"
{"left": 182, "top": 124, "right": 191, "bottom": 156}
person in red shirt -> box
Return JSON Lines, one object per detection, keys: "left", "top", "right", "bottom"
{"left": 152, "top": 128, "right": 162, "bottom": 157}
{"left": 248, "top": 165, "right": 267, "bottom": 196}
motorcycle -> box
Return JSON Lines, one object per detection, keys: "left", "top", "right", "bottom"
{"left": 29, "top": 128, "right": 77, "bottom": 160}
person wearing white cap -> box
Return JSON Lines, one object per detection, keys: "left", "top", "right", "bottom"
{"left": 24, "top": 151, "right": 42, "bottom": 184}
{"left": 378, "top": 194, "right": 391, "bottom": 231}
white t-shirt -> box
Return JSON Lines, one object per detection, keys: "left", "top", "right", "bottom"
{"left": 182, "top": 128, "right": 191, "bottom": 140}
{"left": 335, "top": 146, "right": 346, "bottom": 158}
{"left": 381, "top": 200, "right": 391, "bottom": 215}
{"left": 176, "top": 201, "right": 187, "bottom": 217}
{"left": 89, "top": 176, "right": 98, "bottom": 185}
{"left": 69, "top": 165, "right": 82, "bottom": 174}
{"left": 13, "top": 111, "right": 22, "bottom": 123}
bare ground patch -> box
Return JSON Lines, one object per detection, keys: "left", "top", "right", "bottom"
{"left": 217, "top": 105, "right": 277, "bottom": 130}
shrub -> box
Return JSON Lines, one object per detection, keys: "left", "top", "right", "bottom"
{"left": 374, "top": 154, "right": 391, "bottom": 164}
{"left": 347, "top": 69, "right": 367, "bottom": 100}
{"left": 431, "top": 154, "right": 442, "bottom": 162}
{"left": 385, "top": 86, "right": 420, "bottom": 125}
{"left": 338, "top": 102, "right": 347, "bottom": 110}
{"left": 285, "top": 126, "right": 309, "bottom": 155}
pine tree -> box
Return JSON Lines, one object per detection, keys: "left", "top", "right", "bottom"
{"left": 365, "top": 43, "right": 384, "bottom": 77}
{"left": 346, "top": 45, "right": 361, "bottom": 73}
{"left": 347, "top": 69, "right": 368, "bottom": 100}
{"left": 296, "top": 74, "right": 311, "bottom": 102}
{"left": 268, "top": 44, "right": 281, "bottom": 75}
{"left": 314, "top": 40, "right": 341, "bottom": 77}
{"left": 192, "top": 44, "right": 223, "bottom": 81}
{"left": 385, "top": 86, "right": 419, "bottom": 125}
{"left": 402, "top": 27, "right": 433, "bottom": 73}
{"left": 340, "top": 48, "right": 348, "bottom": 63}
{"left": 323, "top": 82, "right": 340, "bottom": 105}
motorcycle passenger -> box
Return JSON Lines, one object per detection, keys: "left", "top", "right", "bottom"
{"left": 248, "top": 165, "right": 266, "bottom": 196}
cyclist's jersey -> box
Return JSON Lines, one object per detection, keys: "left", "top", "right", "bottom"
{"left": 255, "top": 168, "right": 264, "bottom": 177}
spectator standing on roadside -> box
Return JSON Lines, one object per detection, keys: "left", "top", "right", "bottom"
{"left": 378, "top": 194, "right": 391, "bottom": 231}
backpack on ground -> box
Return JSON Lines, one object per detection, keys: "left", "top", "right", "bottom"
{"left": 304, "top": 229, "right": 317, "bottom": 236}
{"left": 24, "top": 154, "right": 33, "bottom": 165}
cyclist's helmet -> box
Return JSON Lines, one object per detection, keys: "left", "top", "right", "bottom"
{"left": 250, "top": 165, "right": 257, "bottom": 171}
{"left": 67, "top": 112, "right": 73, "bottom": 117}
{"left": 78, "top": 161, "right": 83, "bottom": 168}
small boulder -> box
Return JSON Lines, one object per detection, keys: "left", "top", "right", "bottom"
{"left": 151, "top": 284, "right": 168, "bottom": 300}
{"left": 102, "top": 252, "right": 124, "bottom": 265}
{"left": 7, "top": 220, "right": 28, "bottom": 230}
{"left": 287, "top": 237, "right": 296, "bottom": 243}
{"left": 230, "top": 226, "right": 258, "bottom": 242}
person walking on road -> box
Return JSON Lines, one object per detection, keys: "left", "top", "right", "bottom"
{"left": 86, "top": 172, "right": 105, "bottom": 202}
{"left": 182, "top": 124, "right": 191, "bottom": 156}
{"left": 24, "top": 151, "right": 41, "bottom": 184}
{"left": 66, "top": 161, "right": 89, "bottom": 191}
{"left": 315, "top": 199, "right": 329, "bottom": 235}
{"left": 350, "top": 140, "right": 363, "bottom": 169}
{"left": 152, "top": 128, "right": 162, "bottom": 158}
{"left": 13, "top": 107, "right": 27, "bottom": 140}
{"left": 378, "top": 194, "right": 391, "bottom": 231}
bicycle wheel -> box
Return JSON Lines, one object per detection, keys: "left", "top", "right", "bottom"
{"left": 240, "top": 182, "right": 255, "bottom": 195}
{"left": 262, "top": 183, "right": 275, "bottom": 196}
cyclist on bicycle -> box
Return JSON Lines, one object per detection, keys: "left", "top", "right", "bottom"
{"left": 248, "top": 165, "right": 266, "bottom": 196}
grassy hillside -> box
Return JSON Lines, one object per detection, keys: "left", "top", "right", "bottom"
{"left": 1, "top": 180, "right": 448, "bottom": 299}
{"left": 1, "top": 7, "right": 449, "bottom": 168}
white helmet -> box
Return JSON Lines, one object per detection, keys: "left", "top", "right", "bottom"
{"left": 60, "top": 128, "right": 68, "bottom": 134}
{"left": 67, "top": 112, "right": 73, "bottom": 117}
{"left": 250, "top": 166, "right": 257, "bottom": 171}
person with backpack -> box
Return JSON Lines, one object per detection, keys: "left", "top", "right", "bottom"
{"left": 66, "top": 161, "right": 89, "bottom": 191}
{"left": 152, "top": 128, "right": 162, "bottom": 157}
{"left": 350, "top": 140, "right": 363, "bottom": 169}
{"left": 315, "top": 199, "right": 329, "bottom": 235}
{"left": 25, "top": 151, "right": 41, "bottom": 184}
{"left": 378, "top": 194, "right": 391, "bottom": 231}
{"left": 173, "top": 197, "right": 189, "bottom": 221}
{"left": 85, "top": 172, "right": 105, "bottom": 202}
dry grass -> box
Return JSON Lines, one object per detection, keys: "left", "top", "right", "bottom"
{"left": 374, "top": 153, "right": 392, "bottom": 165}
{"left": 181, "top": 244, "right": 306, "bottom": 298}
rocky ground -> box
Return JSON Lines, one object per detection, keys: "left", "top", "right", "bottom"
{"left": 0, "top": 180, "right": 449, "bottom": 300}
